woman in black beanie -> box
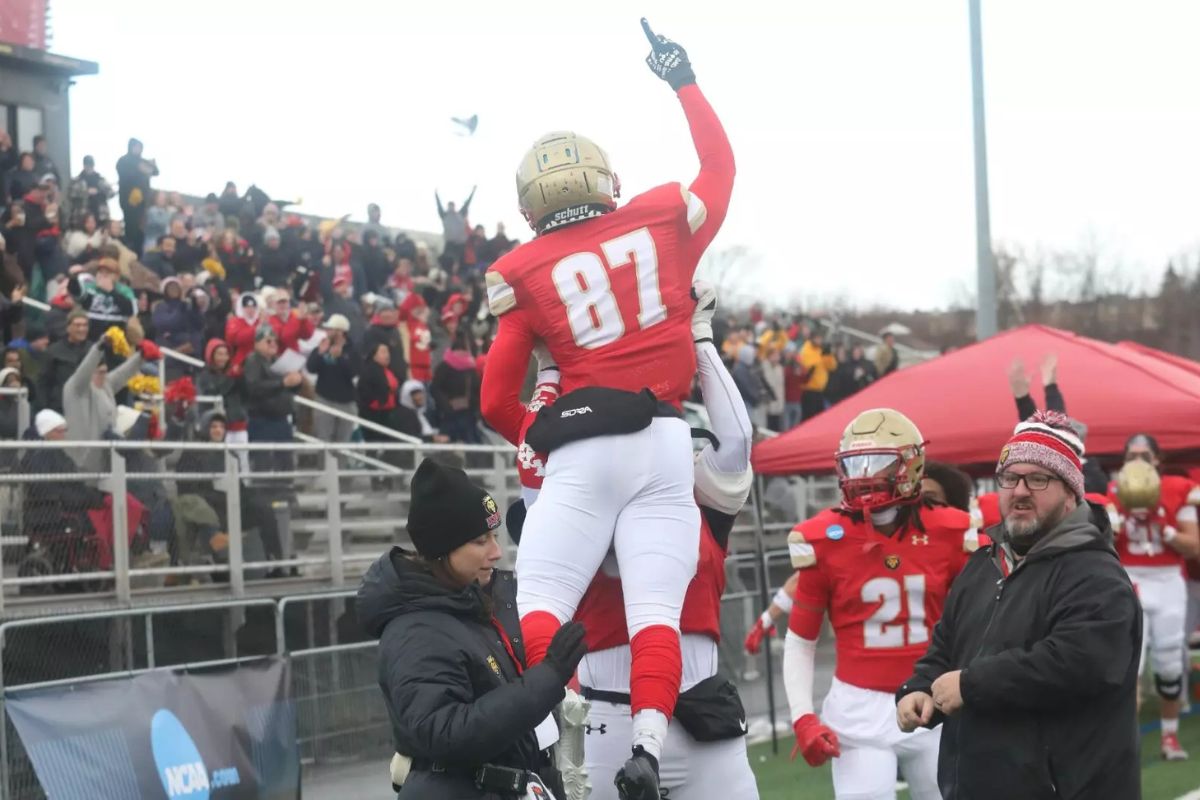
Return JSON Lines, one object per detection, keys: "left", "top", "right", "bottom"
{"left": 357, "top": 457, "right": 587, "bottom": 798}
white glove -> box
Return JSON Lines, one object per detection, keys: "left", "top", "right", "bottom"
{"left": 691, "top": 281, "right": 717, "bottom": 342}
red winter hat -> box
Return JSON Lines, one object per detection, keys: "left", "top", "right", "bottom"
{"left": 996, "top": 410, "right": 1085, "bottom": 500}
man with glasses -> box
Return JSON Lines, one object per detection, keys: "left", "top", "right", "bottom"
{"left": 1107, "top": 433, "right": 1200, "bottom": 760}
{"left": 897, "top": 410, "right": 1140, "bottom": 800}
{"left": 782, "top": 408, "right": 974, "bottom": 800}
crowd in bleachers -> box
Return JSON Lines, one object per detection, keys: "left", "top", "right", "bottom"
{"left": 709, "top": 310, "right": 901, "bottom": 434}
{"left": 0, "top": 132, "right": 525, "bottom": 584}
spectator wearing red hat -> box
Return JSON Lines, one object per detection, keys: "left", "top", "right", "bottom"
{"left": 398, "top": 292, "right": 432, "bottom": 384}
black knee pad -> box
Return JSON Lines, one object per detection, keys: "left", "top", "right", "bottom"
{"left": 1155, "top": 673, "right": 1183, "bottom": 701}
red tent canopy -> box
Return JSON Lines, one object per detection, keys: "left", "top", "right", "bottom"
{"left": 1118, "top": 340, "right": 1200, "bottom": 378}
{"left": 753, "top": 325, "right": 1200, "bottom": 476}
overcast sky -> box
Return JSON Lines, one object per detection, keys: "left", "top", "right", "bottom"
{"left": 49, "top": 0, "right": 1200, "bottom": 311}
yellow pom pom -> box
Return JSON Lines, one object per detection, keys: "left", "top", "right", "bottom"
{"left": 201, "top": 257, "right": 226, "bottom": 281}
{"left": 105, "top": 326, "right": 132, "bottom": 358}
{"left": 126, "top": 374, "right": 162, "bottom": 397}
{"left": 129, "top": 187, "right": 143, "bottom": 207}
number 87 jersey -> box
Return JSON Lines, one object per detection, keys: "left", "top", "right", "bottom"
{"left": 787, "top": 505, "right": 976, "bottom": 693}
{"left": 484, "top": 182, "right": 715, "bottom": 407}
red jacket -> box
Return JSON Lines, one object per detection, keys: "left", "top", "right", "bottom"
{"left": 266, "top": 311, "right": 315, "bottom": 353}
{"left": 224, "top": 310, "right": 262, "bottom": 373}
{"left": 783, "top": 359, "right": 807, "bottom": 403}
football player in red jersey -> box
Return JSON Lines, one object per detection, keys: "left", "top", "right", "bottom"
{"left": 1107, "top": 433, "right": 1200, "bottom": 761}
{"left": 479, "top": 20, "right": 734, "bottom": 797}
{"left": 510, "top": 285, "right": 758, "bottom": 798}
{"left": 743, "top": 462, "right": 979, "bottom": 656}
{"left": 782, "top": 411, "right": 973, "bottom": 800}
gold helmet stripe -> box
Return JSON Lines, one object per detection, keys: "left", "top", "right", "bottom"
{"left": 485, "top": 272, "right": 517, "bottom": 316}
{"left": 680, "top": 187, "right": 708, "bottom": 234}
{"left": 788, "top": 529, "right": 816, "bottom": 569}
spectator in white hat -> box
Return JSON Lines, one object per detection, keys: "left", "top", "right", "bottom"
{"left": 306, "top": 313, "right": 359, "bottom": 447}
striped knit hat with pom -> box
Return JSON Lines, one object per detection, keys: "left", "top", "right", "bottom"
{"left": 996, "top": 410, "right": 1085, "bottom": 500}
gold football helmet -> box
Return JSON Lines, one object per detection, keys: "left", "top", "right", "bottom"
{"left": 516, "top": 131, "right": 619, "bottom": 233}
{"left": 1116, "top": 459, "right": 1160, "bottom": 512}
{"left": 834, "top": 408, "right": 926, "bottom": 512}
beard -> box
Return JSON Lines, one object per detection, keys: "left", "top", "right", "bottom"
{"left": 1004, "top": 497, "right": 1071, "bottom": 553}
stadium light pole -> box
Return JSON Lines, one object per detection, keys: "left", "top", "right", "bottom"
{"left": 968, "top": 0, "right": 997, "bottom": 339}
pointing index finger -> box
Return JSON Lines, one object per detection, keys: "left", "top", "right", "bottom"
{"left": 640, "top": 17, "right": 659, "bottom": 46}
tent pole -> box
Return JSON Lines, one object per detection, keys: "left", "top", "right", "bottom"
{"left": 751, "top": 473, "right": 779, "bottom": 754}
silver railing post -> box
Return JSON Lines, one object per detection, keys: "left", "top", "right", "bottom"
{"left": 15, "top": 389, "right": 28, "bottom": 444}
{"left": 220, "top": 446, "right": 245, "bottom": 597}
{"left": 324, "top": 450, "right": 344, "bottom": 587}
{"left": 109, "top": 447, "right": 131, "bottom": 604}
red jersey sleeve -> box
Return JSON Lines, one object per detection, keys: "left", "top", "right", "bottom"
{"left": 677, "top": 85, "right": 735, "bottom": 259}
{"left": 480, "top": 308, "right": 536, "bottom": 445}
{"left": 788, "top": 566, "right": 829, "bottom": 640}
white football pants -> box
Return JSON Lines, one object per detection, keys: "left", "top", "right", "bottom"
{"left": 822, "top": 678, "right": 942, "bottom": 800}
{"left": 1128, "top": 566, "right": 1187, "bottom": 680}
{"left": 583, "top": 699, "right": 759, "bottom": 800}
{"left": 515, "top": 417, "right": 700, "bottom": 637}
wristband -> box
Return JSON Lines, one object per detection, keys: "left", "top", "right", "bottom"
{"left": 773, "top": 587, "right": 794, "bottom": 615}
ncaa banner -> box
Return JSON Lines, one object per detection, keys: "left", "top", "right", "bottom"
{"left": 5, "top": 657, "right": 299, "bottom": 800}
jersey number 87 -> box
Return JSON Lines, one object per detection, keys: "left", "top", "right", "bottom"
{"left": 552, "top": 227, "right": 666, "bottom": 349}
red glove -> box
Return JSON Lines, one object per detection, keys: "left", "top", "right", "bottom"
{"left": 139, "top": 339, "right": 162, "bottom": 360}
{"left": 743, "top": 618, "right": 775, "bottom": 655}
{"left": 791, "top": 714, "right": 840, "bottom": 767}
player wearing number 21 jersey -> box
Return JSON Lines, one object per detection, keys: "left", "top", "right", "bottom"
{"left": 783, "top": 409, "right": 973, "bottom": 800}
{"left": 479, "top": 20, "right": 734, "bottom": 800}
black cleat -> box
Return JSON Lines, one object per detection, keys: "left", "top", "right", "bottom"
{"left": 614, "top": 745, "right": 661, "bottom": 800}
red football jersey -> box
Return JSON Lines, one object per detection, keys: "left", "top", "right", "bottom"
{"left": 1108, "top": 475, "right": 1200, "bottom": 568}
{"left": 488, "top": 184, "right": 704, "bottom": 402}
{"left": 574, "top": 512, "right": 727, "bottom": 650}
{"left": 786, "top": 505, "right": 974, "bottom": 694}
{"left": 973, "top": 492, "right": 1001, "bottom": 531}
{"left": 481, "top": 85, "right": 734, "bottom": 446}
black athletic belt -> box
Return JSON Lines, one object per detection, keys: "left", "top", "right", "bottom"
{"left": 580, "top": 685, "right": 632, "bottom": 706}
{"left": 410, "top": 759, "right": 529, "bottom": 794}
{"left": 655, "top": 401, "right": 684, "bottom": 419}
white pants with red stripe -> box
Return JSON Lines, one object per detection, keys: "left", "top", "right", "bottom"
{"left": 822, "top": 678, "right": 942, "bottom": 800}
{"left": 515, "top": 417, "right": 700, "bottom": 637}
{"left": 1127, "top": 565, "right": 1187, "bottom": 681}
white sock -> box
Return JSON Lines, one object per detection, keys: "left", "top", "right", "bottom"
{"left": 1162, "top": 717, "right": 1179, "bottom": 735}
{"left": 631, "top": 709, "right": 669, "bottom": 761}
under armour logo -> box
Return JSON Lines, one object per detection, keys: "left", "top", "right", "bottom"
{"left": 584, "top": 723, "right": 607, "bottom": 735}
{"left": 910, "top": 534, "right": 929, "bottom": 546}
{"left": 516, "top": 443, "right": 546, "bottom": 477}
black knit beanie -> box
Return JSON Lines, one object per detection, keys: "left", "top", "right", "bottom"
{"left": 406, "top": 458, "right": 501, "bottom": 558}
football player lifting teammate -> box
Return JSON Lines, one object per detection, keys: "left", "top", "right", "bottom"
{"left": 480, "top": 19, "right": 734, "bottom": 800}
{"left": 783, "top": 410, "right": 974, "bottom": 800}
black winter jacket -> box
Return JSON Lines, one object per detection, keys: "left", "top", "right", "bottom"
{"left": 357, "top": 550, "right": 563, "bottom": 799}
{"left": 242, "top": 352, "right": 295, "bottom": 420}
{"left": 898, "top": 503, "right": 1141, "bottom": 800}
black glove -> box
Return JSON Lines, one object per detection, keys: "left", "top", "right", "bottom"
{"left": 543, "top": 621, "right": 588, "bottom": 684}
{"left": 641, "top": 18, "right": 696, "bottom": 91}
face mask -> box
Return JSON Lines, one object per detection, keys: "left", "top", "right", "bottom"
{"left": 870, "top": 507, "right": 899, "bottom": 527}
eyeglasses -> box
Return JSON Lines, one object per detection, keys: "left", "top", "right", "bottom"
{"left": 996, "top": 471, "right": 1060, "bottom": 492}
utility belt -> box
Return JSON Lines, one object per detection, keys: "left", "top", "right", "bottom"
{"left": 410, "top": 758, "right": 542, "bottom": 796}
{"left": 524, "top": 386, "right": 681, "bottom": 455}
{"left": 580, "top": 674, "right": 748, "bottom": 743}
